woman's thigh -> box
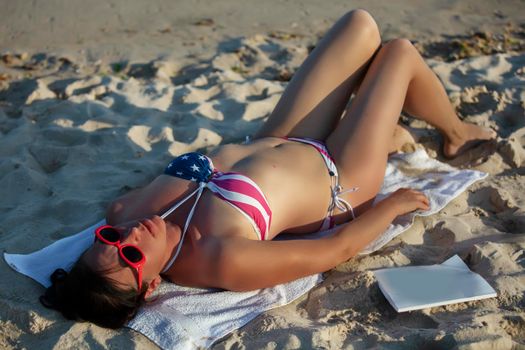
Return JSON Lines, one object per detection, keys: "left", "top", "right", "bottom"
{"left": 254, "top": 9, "right": 381, "bottom": 141}
{"left": 326, "top": 39, "right": 419, "bottom": 213}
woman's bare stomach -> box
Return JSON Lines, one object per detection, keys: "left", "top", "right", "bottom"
{"left": 209, "top": 138, "right": 335, "bottom": 236}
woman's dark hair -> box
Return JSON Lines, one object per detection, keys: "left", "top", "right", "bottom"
{"left": 40, "top": 258, "right": 149, "bottom": 329}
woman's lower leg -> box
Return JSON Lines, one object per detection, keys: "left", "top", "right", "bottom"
{"left": 401, "top": 48, "right": 463, "bottom": 137}
{"left": 399, "top": 41, "right": 496, "bottom": 157}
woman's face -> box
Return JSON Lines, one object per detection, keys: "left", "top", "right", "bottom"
{"left": 83, "top": 215, "right": 181, "bottom": 291}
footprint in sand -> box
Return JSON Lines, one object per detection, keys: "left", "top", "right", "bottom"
{"left": 28, "top": 143, "right": 69, "bottom": 173}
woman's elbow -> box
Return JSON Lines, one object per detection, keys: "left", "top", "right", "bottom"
{"left": 105, "top": 199, "right": 124, "bottom": 224}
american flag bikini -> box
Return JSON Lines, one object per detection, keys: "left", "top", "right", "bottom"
{"left": 160, "top": 152, "right": 272, "bottom": 273}
{"left": 284, "top": 137, "right": 359, "bottom": 231}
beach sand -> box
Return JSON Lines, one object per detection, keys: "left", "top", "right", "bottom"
{"left": 1, "top": 1, "right": 524, "bottom": 349}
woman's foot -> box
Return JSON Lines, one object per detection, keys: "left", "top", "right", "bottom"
{"left": 443, "top": 122, "right": 497, "bottom": 159}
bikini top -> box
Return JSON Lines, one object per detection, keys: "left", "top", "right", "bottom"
{"left": 159, "top": 152, "right": 272, "bottom": 272}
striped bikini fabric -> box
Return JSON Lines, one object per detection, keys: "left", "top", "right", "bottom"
{"left": 164, "top": 152, "right": 272, "bottom": 240}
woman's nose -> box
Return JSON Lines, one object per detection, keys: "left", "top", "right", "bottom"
{"left": 123, "top": 226, "right": 141, "bottom": 243}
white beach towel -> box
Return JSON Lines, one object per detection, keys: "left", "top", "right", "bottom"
{"left": 3, "top": 148, "right": 487, "bottom": 349}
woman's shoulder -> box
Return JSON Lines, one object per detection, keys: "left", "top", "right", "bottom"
{"left": 162, "top": 232, "right": 230, "bottom": 287}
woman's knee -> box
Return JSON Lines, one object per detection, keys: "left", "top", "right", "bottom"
{"left": 371, "top": 38, "right": 420, "bottom": 77}
{"left": 379, "top": 38, "right": 419, "bottom": 60}
{"left": 338, "top": 9, "right": 381, "bottom": 51}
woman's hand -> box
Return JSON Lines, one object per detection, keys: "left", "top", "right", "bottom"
{"left": 379, "top": 188, "right": 430, "bottom": 216}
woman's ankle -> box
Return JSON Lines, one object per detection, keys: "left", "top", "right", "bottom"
{"left": 442, "top": 121, "right": 496, "bottom": 158}
{"left": 442, "top": 120, "right": 466, "bottom": 146}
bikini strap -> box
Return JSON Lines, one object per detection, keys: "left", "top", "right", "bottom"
{"left": 160, "top": 184, "right": 204, "bottom": 219}
{"left": 160, "top": 182, "right": 207, "bottom": 273}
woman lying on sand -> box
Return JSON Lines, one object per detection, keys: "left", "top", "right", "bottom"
{"left": 41, "top": 9, "right": 495, "bottom": 328}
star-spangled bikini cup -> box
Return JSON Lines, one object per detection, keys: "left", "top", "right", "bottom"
{"left": 164, "top": 153, "right": 214, "bottom": 183}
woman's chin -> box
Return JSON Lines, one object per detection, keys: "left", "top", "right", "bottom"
{"left": 165, "top": 222, "right": 182, "bottom": 243}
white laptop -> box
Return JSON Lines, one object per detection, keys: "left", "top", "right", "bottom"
{"left": 373, "top": 254, "right": 497, "bottom": 312}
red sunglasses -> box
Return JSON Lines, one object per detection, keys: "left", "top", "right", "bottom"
{"left": 94, "top": 225, "right": 146, "bottom": 291}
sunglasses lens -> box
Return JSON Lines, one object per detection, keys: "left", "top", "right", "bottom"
{"left": 122, "top": 246, "right": 144, "bottom": 263}
{"left": 99, "top": 227, "right": 120, "bottom": 243}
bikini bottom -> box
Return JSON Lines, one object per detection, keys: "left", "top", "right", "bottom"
{"left": 283, "top": 137, "right": 359, "bottom": 230}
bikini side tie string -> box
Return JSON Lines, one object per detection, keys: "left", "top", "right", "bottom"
{"left": 328, "top": 174, "right": 359, "bottom": 220}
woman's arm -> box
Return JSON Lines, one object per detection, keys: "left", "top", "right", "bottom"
{"left": 210, "top": 188, "right": 429, "bottom": 291}
{"left": 105, "top": 187, "right": 144, "bottom": 225}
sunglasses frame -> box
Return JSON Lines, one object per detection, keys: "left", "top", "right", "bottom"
{"left": 94, "top": 225, "right": 146, "bottom": 291}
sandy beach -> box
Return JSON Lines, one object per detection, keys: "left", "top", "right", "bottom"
{"left": 1, "top": 1, "right": 524, "bottom": 349}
